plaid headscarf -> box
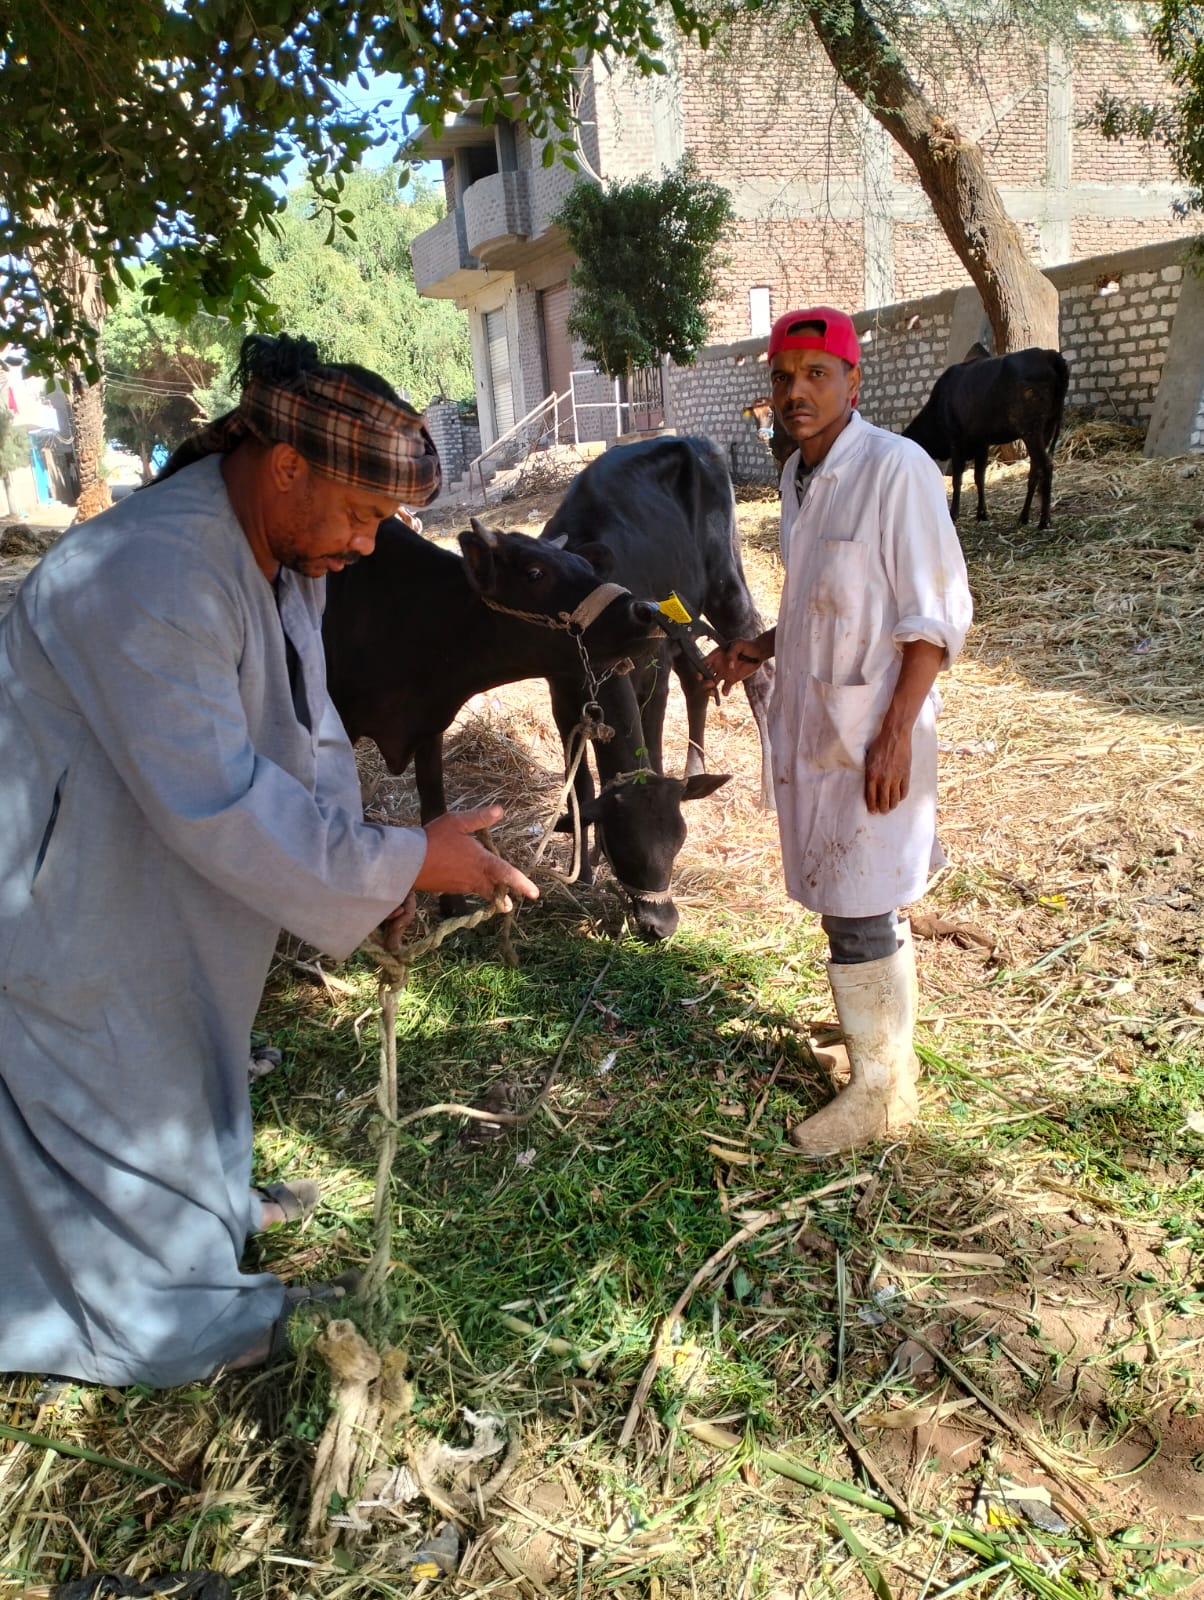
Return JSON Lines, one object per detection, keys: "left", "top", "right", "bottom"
{"left": 156, "top": 335, "right": 442, "bottom": 506}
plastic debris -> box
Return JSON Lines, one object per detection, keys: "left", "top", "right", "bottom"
{"left": 974, "top": 1478, "right": 1070, "bottom": 1534}
{"left": 891, "top": 1339, "right": 935, "bottom": 1379}
{"left": 409, "top": 1522, "right": 461, "bottom": 1580}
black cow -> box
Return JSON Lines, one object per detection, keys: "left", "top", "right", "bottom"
{"left": 903, "top": 347, "right": 1070, "bottom": 529}
{"left": 540, "top": 436, "right": 775, "bottom": 942}
{"left": 323, "top": 517, "right": 661, "bottom": 823}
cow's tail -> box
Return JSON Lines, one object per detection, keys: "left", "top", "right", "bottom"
{"left": 1047, "top": 351, "right": 1071, "bottom": 453}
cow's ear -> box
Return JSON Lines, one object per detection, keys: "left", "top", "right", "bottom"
{"left": 680, "top": 773, "right": 732, "bottom": 802}
{"left": 554, "top": 797, "right": 605, "bottom": 830}
{"left": 459, "top": 522, "right": 497, "bottom": 592}
{"left": 573, "top": 541, "right": 616, "bottom": 577}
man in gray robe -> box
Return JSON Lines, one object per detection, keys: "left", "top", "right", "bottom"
{"left": 0, "top": 335, "right": 537, "bottom": 1387}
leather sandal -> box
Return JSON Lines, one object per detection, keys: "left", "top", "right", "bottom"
{"left": 251, "top": 1179, "right": 321, "bottom": 1232}
{"left": 248, "top": 1045, "right": 283, "bottom": 1081}
{"left": 267, "top": 1270, "right": 364, "bottom": 1359}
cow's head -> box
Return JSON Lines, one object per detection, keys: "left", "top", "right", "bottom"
{"left": 459, "top": 519, "right": 659, "bottom": 657}
{"left": 559, "top": 770, "right": 731, "bottom": 941}
{"left": 742, "top": 397, "right": 775, "bottom": 445}
{"left": 902, "top": 405, "right": 951, "bottom": 464}
{"left": 742, "top": 396, "right": 794, "bottom": 471}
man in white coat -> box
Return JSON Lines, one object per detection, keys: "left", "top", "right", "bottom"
{"left": 0, "top": 334, "right": 537, "bottom": 1386}
{"left": 709, "top": 308, "right": 972, "bottom": 1157}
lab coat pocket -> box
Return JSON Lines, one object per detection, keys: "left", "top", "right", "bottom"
{"left": 800, "top": 674, "right": 891, "bottom": 771}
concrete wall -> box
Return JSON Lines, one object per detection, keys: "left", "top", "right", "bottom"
{"left": 665, "top": 237, "right": 1204, "bottom": 482}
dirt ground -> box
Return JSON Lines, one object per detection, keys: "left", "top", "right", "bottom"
{"left": 2, "top": 443, "right": 1202, "bottom": 1583}
{"left": 398, "top": 448, "right": 1204, "bottom": 1552}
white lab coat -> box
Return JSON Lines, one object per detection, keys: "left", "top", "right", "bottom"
{"left": 769, "top": 411, "right": 972, "bottom": 917}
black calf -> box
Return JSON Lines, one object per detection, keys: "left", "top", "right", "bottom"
{"left": 904, "top": 347, "right": 1070, "bottom": 529}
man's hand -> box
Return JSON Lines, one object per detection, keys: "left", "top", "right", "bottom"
{"left": 414, "top": 804, "right": 539, "bottom": 907}
{"left": 378, "top": 892, "right": 417, "bottom": 953}
{"left": 864, "top": 722, "right": 912, "bottom": 814}
{"left": 704, "top": 628, "right": 775, "bottom": 696}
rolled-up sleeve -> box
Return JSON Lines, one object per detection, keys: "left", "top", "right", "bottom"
{"left": 883, "top": 444, "right": 973, "bottom": 667}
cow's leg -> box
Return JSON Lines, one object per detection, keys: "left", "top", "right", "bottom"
{"left": 674, "top": 663, "right": 710, "bottom": 780}
{"left": 637, "top": 655, "right": 672, "bottom": 774}
{"left": 1020, "top": 436, "right": 1052, "bottom": 527}
{"left": 742, "top": 661, "right": 777, "bottom": 810}
{"left": 549, "top": 678, "right": 597, "bottom": 886}
{"left": 1038, "top": 445, "right": 1054, "bottom": 529}
{"left": 414, "top": 734, "right": 467, "bottom": 919}
{"left": 413, "top": 734, "right": 448, "bottom": 824}
{"left": 704, "top": 579, "right": 776, "bottom": 809}
{"left": 949, "top": 454, "right": 965, "bottom": 522}
{"left": 973, "top": 448, "right": 989, "bottom": 520}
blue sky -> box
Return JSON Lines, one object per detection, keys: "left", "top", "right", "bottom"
{"left": 282, "top": 71, "right": 441, "bottom": 191}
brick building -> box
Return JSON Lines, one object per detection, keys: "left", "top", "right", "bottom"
{"left": 410, "top": 19, "right": 1193, "bottom": 451}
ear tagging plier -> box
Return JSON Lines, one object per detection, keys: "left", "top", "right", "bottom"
{"left": 651, "top": 592, "right": 722, "bottom": 704}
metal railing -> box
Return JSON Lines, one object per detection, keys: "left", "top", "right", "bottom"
{"left": 467, "top": 388, "right": 569, "bottom": 503}
{"left": 568, "top": 369, "right": 626, "bottom": 445}
{"left": 465, "top": 365, "right": 668, "bottom": 504}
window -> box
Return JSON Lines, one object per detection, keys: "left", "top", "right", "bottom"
{"left": 749, "top": 286, "right": 772, "bottom": 338}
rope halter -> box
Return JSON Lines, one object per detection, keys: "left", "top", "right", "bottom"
{"left": 480, "top": 580, "right": 633, "bottom": 634}
{"left": 618, "top": 883, "right": 675, "bottom": 904}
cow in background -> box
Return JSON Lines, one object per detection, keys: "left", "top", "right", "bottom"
{"left": 904, "top": 347, "right": 1070, "bottom": 529}
{"left": 540, "top": 435, "right": 775, "bottom": 941}
{"left": 742, "top": 396, "right": 794, "bottom": 473}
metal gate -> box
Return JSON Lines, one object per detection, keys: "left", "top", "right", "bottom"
{"left": 623, "top": 363, "right": 664, "bottom": 432}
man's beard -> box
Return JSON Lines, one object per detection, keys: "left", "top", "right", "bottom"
{"left": 283, "top": 547, "right": 363, "bottom": 576}
{"left": 275, "top": 485, "right": 364, "bottom": 574}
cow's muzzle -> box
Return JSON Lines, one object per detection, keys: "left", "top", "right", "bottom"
{"left": 619, "top": 882, "right": 679, "bottom": 942}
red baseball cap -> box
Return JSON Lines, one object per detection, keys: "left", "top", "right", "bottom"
{"left": 767, "top": 307, "right": 861, "bottom": 366}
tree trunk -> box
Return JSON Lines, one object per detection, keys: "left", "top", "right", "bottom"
{"left": 28, "top": 208, "right": 112, "bottom": 521}
{"left": 808, "top": 0, "right": 1060, "bottom": 352}
{"left": 70, "top": 367, "right": 111, "bottom": 520}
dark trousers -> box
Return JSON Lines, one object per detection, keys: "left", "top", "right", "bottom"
{"left": 821, "top": 910, "right": 900, "bottom": 966}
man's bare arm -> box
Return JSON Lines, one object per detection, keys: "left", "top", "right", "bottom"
{"left": 864, "top": 640, "right": 944, "bottom": 815}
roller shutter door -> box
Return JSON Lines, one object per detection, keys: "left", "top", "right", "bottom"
{"left": 540, "top": 282, "right": 573, "bottom": 440}
{"left": 484, "top": 308, "right": 515, "bottom": 438}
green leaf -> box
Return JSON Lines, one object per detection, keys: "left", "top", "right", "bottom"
{"left": 1145, "top": 1563, "right": 1197, "bottom": 1595}
{"left": 827, "top": 1507, "right": 894, "bottom": 1600}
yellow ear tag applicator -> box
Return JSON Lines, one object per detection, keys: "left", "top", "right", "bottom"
{"left": 657, "top": 591, "right": 693, "bottom": 626}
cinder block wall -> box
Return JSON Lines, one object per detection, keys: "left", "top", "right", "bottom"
{"left": 666, "top": 238, "right": 1200, "bottom": 481}
{"left": 423, "top": 401, "right": 467, "bottom": 485}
